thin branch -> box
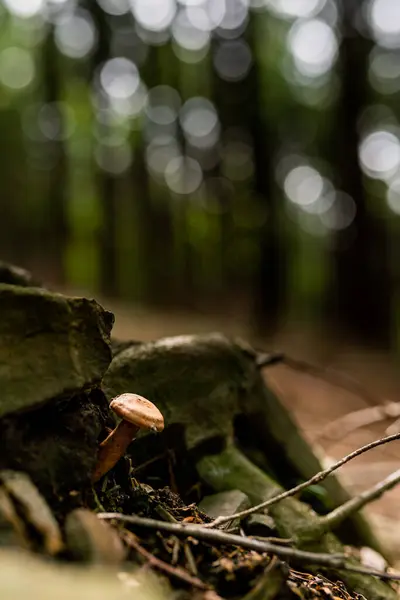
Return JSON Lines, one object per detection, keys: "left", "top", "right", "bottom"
{"left": 120, "top": 528, "right": 209, "bottom": 590}
{"left": 99, "top": 512, "right": 347, "bottom": 565}
{"left": 337, "top": 564, "right": 400, "bottom": 582}
{"left": 317, "top": 468, "right": 400, "bottom": 534}
{"left": 206, "top": 432, "right": 400, "bottom": 528}
{"left": 98, "top": 512, "right": 400, "bottom": 581}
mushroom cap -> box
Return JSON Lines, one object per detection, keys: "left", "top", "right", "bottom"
{"left": 110, "top": 393, "right": 165, "bottom": 432}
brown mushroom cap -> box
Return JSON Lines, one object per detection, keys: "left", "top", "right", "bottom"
{"left": 110, "top": 393, "right": 165, "bottom": 432}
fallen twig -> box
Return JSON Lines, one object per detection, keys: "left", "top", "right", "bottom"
{"left": 99, "top": 512, "right": 400, "bottom": 582}
{"left": 205, "top": 432, "right": 400, "bottom": 528}
{"left": 120, "top": 528, "right": 209, "bottom": 590}
{"left": 317, "top": 468, "right": 400, "bottom": 535}
{"left": 99, "top": 512, "right": 346, "bottom": 565}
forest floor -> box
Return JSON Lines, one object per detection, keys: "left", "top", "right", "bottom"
{"left": 47, "top": 273, "right": 400, "bottom": 568}
{"left": 92, "top": 295, "right": 400, "bottom": 567}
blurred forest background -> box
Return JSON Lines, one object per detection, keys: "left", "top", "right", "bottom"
{"left": 0, "top": 0, "right": 399, "bottom": 349}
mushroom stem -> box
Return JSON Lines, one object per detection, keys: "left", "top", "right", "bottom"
{"left": 92, "top": 420, "right": 140, "bottom": 483}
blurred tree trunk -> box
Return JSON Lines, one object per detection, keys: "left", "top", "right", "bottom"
{"left": 328, "top": 0, "right": 391, "bottom": 347}
{"left": 0, "top": 111, "right": 27, "bottom": 266}
{"left": 247, "top": 18, "right": 284, "bottom": 334}
{"left": 209, "top": 38, "right": 235, "bottom": 304}
{"left": 137, "top": 44, "right": 174, "bottom": 306}
{"left": 42, "top": 27, "right": 68, "bottom": 284}
{"left": 210, "top": 18, "right": 284, "bottom": 329}
{"left": 89, "top": 2, "right": 117, "bottom": 297}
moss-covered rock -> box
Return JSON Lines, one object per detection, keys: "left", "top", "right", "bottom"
{"left": 102, "top": 333, "right": 385, "bottom": 556}
{"left": 0, "top": 263, "right": 41, "bottom": 288}
{"left": 0, "top": 284, "right": 114, "bottom": 418}
{"left": 0, "top": 389, "right": 111, "bottom": 504}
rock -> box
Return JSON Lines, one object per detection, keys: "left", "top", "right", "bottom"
{"left": 102, "top": 334, "right": 251, "bottom": 450}
{"left": 0, "top": 388, "right": 111, "bottom": 504}
{"left": 0, "top": 488, "right": 28, "bottom": 549}
{"left": 0, "top": 262, "right": 41, "bottom": 288}
{"left": 0, "top": 284, "right": 114, "bottom": 418}
{"left": 65, "top": 509, "right": 126, "bottom": 565}
{"left": 0, "top": 548, "right": 168, "bottom": 600}
{"left": 244, "top": 514, "right": 277, "bottom": 537}
{"left": 199, "top": 490, "right": 251, "bottom": 531}
{"left": 110, "top": 338, "right": 142, "bottom": 358}
{"left": 0, "top": 471, "right": 63, "bottom": 555}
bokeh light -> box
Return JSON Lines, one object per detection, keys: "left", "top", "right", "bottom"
{"left": 172, "top": 8, "right": 210, "bottom": 55}
{"left": 99, "top": 57, "right": 147, "bottom": 118}
{"left": 145, "top": 85, "right": 180, "bottom": 138}
{"left": 387, "top": 178, "right": 400, "bottom": 214}
{"left": 359, "top": 130, "right": 400, "bottom": 180}
{"left": 165, "top": 155, "right": 203, "bottom": 194}
{"left": 100, "top": 58, "right": 140, "bottom": 101}
{"left": 185, "top": 1, "right": 224, "bottom": 31}
{"left": 38, "top": 102, "right": 75, "bottom": 141}
{"left": 369, "top": 0, "right": 400, "bottom": 49}
{"left": 0, "top": 47, "right": 35, "bottom": 91}
{"left": 268, "top": 0, "right": 326, "bottom": 19}
{"left": 2, "top": 0, "right": 44, "bottom": 18}
{"left": 180, "top": 97, "right": 220, "bottom": 149}
{"left": 284, "top": 165, "right": 324, "bottom": 207}
{"left": 216, "top": 0, "right": 249, "bottom": 37}
{"left": 97, "top": 0, "right": 130, "bottom": 16}
{"left": 320, "top": 191, "right": 357, "bottom": 230}
{"left": 94, "top": 139, "right": 132, "bottom": 175}
{"left": 55, "top": 10, "right": 97, "bottom": 59}
{"left": 288, "top": 18, "right": 338, "bottom": 77}
{"left": 368, "top": 49, "right": 400, "bottom": 94}
{"left": 130, "top": 0, "right": 176, "bottom": 33}
{"left": 146, "top": 135, "right": 181, "bottom": 180}
{"left": 22, "top": 101, "right": 76, "bottom": 142}
{"left": 213, "top": 39, "right": 252, "bottom": 82}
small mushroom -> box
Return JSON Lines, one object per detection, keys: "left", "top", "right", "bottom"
{"left": 92, "top": 393, "right": 164, "bottom": 483}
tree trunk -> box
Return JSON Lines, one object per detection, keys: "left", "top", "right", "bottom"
{"left": 89, "top": 3, "right": 118, "bottom": 297}
{"left": 42, "top": 28, "right": 68, "bottom": 284}
{"left": 327, "top": 0, "right": 391, "bottom": 347}
{"left": 243, "top": 17, "right": 285, "bottom": 333}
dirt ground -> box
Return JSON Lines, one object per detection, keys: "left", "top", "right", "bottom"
{"left": 71, "top": 292, "right": 400, "bottom": 566}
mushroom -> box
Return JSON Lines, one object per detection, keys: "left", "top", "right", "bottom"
{"left": 92, "top": 393, "right": 164, "bottom": 483}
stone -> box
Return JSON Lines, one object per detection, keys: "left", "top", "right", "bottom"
{"left": 110, "top": 338, "right": 141, "bottom": 357}
{"left": 0, "top": 284, "right": 114, "bottom": 418}
{"left": 0, "top": 388, "right": 111, "bottom": 504}
{"left": 199, "top": 490, "right": 251, "bottom": 530}
{"left": 0, "top": 471, "right": 63, "bottom": 555}
{"left": 244, "top": 514, "right": 277, "bottom": 537}
{"left": 0, "top": 548, "right": 167, "bottom": 600}
{"left": 0, "top": 262, "right": 41, "bottom": 288}
{"left": 65, "top": 509, "right": 126, "bottom": 564}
